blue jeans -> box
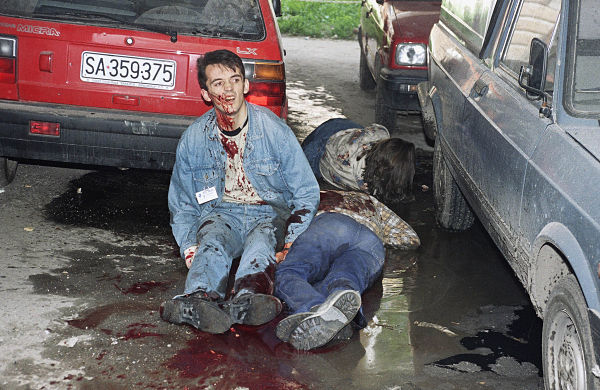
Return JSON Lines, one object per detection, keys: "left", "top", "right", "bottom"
{"left": 274, "top": 213, "right": 385, "bottom": 321}
{"left": 301, "top": 118, "right": 361, "bottom": 179}
{"left": 184, "top": 202, "right": 278, "bottom": 298}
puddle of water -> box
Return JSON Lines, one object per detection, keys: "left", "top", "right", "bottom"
{"left": 43, "top": 169, "right": 171, "bottom": 236}
{"left": 432, "top": 306, "right": 542, "bottom": 373}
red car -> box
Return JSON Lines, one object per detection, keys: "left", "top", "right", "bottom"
{"left": 358, "top": 0, "right": 440, "bottom": 133}
{"left": 0, "top": 0, "right": 285, "bottom": 186}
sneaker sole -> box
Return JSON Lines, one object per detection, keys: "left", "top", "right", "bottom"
{"left": 161, "top": 299, "right": 232, "bottom": 334}
{"left": 289, "top": 290, "right": 361, "bottom": 350}
{"left": 230, "top": 294, "right": 282, "bottom": 326}
{"left": 275, "top": 311, "right": 313, "bottom": 342}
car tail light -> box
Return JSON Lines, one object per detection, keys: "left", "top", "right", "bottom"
{"left": 0, "top": 36, "right": 16, "bottom": 84}
{"left": 253, "top": 62, "right": 285, "bottom": 81}
{"left": 30, "top": 121, "right": 60, "bottom": 136}
{"left": 244, "top": 60, "right": 286, "bottom": 108}
{"left": 247, "top": 81, "right": 285, "bottom": 107}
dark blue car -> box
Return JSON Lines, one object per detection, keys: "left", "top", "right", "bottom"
{"left": 420, "top": 0, "right": 600, "bottom": 388}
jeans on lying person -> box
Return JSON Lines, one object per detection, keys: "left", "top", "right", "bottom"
{"left": 301, "top": 118, "right": 361, "bottom": 180}
{"left": 184, "top": 202, "right": 278, "bottom": 299}
{"left": 274, "top": 212, "right": 385, "bottom": 317}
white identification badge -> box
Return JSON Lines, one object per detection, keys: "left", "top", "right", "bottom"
{"left": 195, "top": 187, "right": 218, "bottom": 205}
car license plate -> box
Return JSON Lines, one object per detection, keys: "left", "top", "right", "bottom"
{"left": 80, "top": 51, "right": 176, "bottom": 90}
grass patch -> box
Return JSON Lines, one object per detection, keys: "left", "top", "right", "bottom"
{"left": 277, "top": 0, "right": 360, "bottom": 40}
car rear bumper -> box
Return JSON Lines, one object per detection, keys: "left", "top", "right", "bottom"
{"left": 379, "top": 67, "right": 428, "bottom": 112}
{"left": 0, "top": 100, "right": 195, "bottom": 170}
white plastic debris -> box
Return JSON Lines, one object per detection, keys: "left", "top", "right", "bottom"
{"left": 414, "top": 321, "right": 458, "bottom": 337}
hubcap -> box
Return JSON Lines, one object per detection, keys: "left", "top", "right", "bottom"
{"left": 549, "top": 310, "right": 586, "bottom": 390}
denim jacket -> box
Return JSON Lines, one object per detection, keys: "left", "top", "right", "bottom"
{"left": 168, "top": 103, "right": 320, "bottom": 258}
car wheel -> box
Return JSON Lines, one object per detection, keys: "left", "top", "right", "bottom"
{"left": 375, "top": 80, "right": 397, "bottom": 132}
{"left": 0, "top": 157, "right": 17, "bottom": 187}
{"left": 543, "top": 274, "right": 598, "bottom": 390}
{"left": 433, "top": 139, "right": 474, "bottom": 230}
{"left": 359, "top": 49, "right": 376, "bottom": 91}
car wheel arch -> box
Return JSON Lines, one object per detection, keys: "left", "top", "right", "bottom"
{"left": 529, "top": 222, "right": 599, "bottom": 318}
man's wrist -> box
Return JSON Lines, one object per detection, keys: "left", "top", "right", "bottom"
{"left": 275, "top": 242, "right": 293, "bottom": 264}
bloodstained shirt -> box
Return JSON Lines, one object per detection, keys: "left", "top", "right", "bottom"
{"left": 317, "top": 190, "right": 420, "bottom": 249}
{"left": 219, "top": 122, "right": 264, "bottom": 204}
{"left": 319, "top": 124, "right": 390, "bottom": 192}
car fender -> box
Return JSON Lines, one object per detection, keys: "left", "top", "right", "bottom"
{"left": 530, "top": 222, "right": 600, "bottom": 316}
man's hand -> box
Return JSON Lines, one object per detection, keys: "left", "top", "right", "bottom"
{"left": 184, "top": 245, "right": 198, "bottom": 269}
{"left": 275, "top": 242, "right": 293, "bottom": 264}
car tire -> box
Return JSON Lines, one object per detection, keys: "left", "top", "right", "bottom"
{"left": 359, "top": 49, "right": 376, "bottom": 91}
{"left": 433, "top": 139, "right": 474, "bottom": 230}
{"left": 543, "top": 274, "right": 599, "bottom": 390}
{"left": 0, "top": 157, "right": 17, "bottom": 187}
{"left": 375, "top": 79, "right": 397, "bottom": 132}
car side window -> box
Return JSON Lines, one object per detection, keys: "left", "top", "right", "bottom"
{"left": 440, "top": 0, "right": 497, "bottom": 54}
{"left": 502, "top": 0, "right": 561, "bottom": 79}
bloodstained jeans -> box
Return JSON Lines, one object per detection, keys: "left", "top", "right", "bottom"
{"left": 274, "top": 212, "right": 385, "bottom": 322}
{"left": 184, "top": 202, "right": 278, "bottom": 299}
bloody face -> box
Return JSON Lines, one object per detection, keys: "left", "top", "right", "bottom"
{"left": 201, "top": 64, "right": 249, "bottom": 131}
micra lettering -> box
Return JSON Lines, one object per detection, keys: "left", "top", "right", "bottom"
{"left": 17, "top": 24, "right": 60, "bottom": 37}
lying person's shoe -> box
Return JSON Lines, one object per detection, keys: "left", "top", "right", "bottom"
{"left": 333, "top": 323, "right": 354, "bottom": 341}
{"left": 160, "top": 291, "right": 233, "bottom": 334}
{"left": 229, "top": 293, "right": 282, "bottom": 326}
{"left": 289, "top": 289, "right": 361, "bottom": 350}
{"left": 277, "top": 312, "right": 355, "bottom": 344}
{"left": 276, "top": 311, "right": 313, "bottom": 342}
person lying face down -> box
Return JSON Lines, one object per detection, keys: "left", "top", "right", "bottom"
{"left": 274, "top": 189, "right": 420, "bottom": 350}
{"left": 301, "top": 118, "right": 416, "bottom": 205}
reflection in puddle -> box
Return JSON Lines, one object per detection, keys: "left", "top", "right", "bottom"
{"left": 356, "top": 249, "right": 418, "bottom": 380}
{"left": 361, "top": 321, "right": 382, "bottom": 369}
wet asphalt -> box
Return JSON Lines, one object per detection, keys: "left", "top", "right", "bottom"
{"left": 0, "top": 36, "right": 545, "bottom": 389}
{"left": 0, "top": 146, "right": 543, "bottom": 389}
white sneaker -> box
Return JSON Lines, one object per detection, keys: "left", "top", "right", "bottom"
{"left": 289, "top": 289, "right": 361, "bottom": 350}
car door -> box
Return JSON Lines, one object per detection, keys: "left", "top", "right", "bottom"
{"left": 457, "top": 0, "right": 561, "bottom": 264}
{"left": 433, "top": 0, "right": 498, "bottom": 167}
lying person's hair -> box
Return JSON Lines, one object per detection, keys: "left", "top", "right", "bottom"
{"left": 363, "top": 137, "right": 415, "bottom": 204}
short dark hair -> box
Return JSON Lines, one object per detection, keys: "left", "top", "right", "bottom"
{"left": 363, "top": 138, "right": 415, "bottom": 204}
{"left": 197, "top": 49, "right": 246, "bottom": 90}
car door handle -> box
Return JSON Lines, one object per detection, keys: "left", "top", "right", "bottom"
{"left": 471, "top": 79, "right": 489, "bottom": 98}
